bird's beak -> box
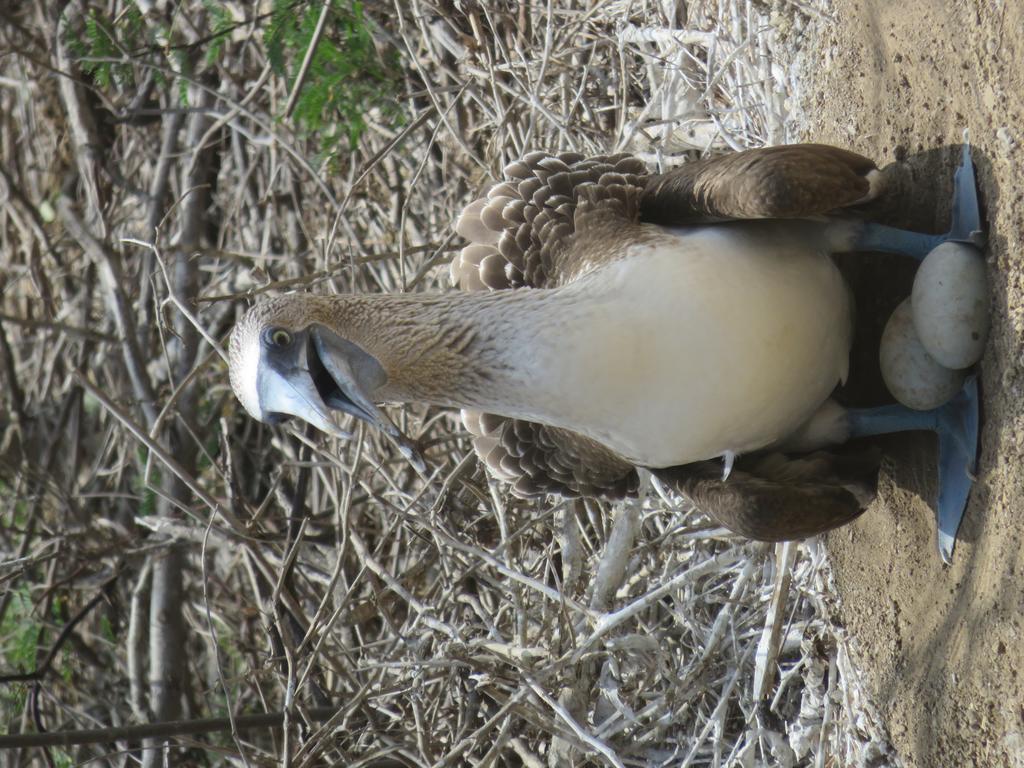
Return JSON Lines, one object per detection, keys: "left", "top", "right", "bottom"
{"left": 258, "top": 326, "right": 425, "bottom": 472}
{"left": 256, "top": 333, "right": 352, "bottom": 439}
{"left": 310, "top": 327, "right": 398, "bottom": 434}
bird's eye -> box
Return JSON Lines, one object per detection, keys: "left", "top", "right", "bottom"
{"left": 268, "top": 328, "right": 292, "bottom": 347}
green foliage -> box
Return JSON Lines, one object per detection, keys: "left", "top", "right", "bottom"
{"left": 214, "top": 618, "right": 246, "bottom": 686}
{"left": 131, "top": 448, "right": 160, "bottom": 517}
{"left": 100, "top": 614, "right": 116, "bottom": 644}
{"left": 65, "top": 6, "right": 145, "bottom": 90}
{"left": 7, "top": 496, "right": 28, "bottom": 529}
{"left": 264, "top": 0, "right": 404, "bottom": 156}
{"left": 2, "top": 588, "right": 40, "bottom": 674}
{"left": 138, "top": 479, "right": 159, "bottom": 518}
{"left": 64, "top": 1, "right": 404, "bottom": 154}
{"left": 203, "top": 0, "right": 235, "bottom": 66}
{"left": 174, "top": 47, "right": 192, "bottom": 107}
{"left": 63, "top": 4, "right": 198, "bottom": 105}
{"left": 48, "top": 598, "right": 76, "bottom": 684}
{"left": 50, "top": 594, "right": 65, "bottom": 622}
{"left": 0, "top": 588, "right": 40, "bottom": 715}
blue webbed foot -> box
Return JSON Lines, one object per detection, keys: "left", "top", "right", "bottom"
{"left": 947, "top": 141, "right": 983, "bottom": 246}
{"left": 846, "top": 376, "right": 981, "bottom": 562}
{"left": 847, "top": 139, "right": 983, "bottom": 259}
{"left": 935, "top": 375, "right": 980, "bottom": 563}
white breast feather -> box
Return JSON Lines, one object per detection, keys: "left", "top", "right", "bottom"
{"left": 495, "top": 226, "right": 853, "bottom": 467}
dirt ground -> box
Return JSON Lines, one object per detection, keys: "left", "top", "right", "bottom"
{"left": 787, "top": 1, "right": 1024, "bottom": 765}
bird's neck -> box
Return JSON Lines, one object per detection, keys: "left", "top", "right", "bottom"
{"left": 317, "top": 289, "right": 579, "bottom": 417}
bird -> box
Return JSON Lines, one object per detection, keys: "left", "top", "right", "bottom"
{"left": 229, "top": 144, "right": 983, "bottom": 561}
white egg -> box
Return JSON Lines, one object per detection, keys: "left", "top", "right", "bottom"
{"left": 911, "top": 242, "right": 989, "bottom": 369}
{"left": 880, "top": 298, "right": 966, "bottom": 410}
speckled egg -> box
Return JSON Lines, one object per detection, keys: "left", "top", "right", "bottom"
{"left": 880, "top": 298, "right": 966, "bottom": 410}
{"left": 911, "top": 242, "right": 989, "bottom": 369}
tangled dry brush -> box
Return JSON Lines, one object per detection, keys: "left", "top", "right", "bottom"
{"left": 0, "top": 1, "right": 895, "bottom": 765}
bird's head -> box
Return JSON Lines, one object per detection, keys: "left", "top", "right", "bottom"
{"left": 228, "top": 296, "right": 424, "bottom": 467}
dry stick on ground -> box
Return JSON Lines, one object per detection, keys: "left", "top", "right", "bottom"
{"left": 72, "top": 374, "right": 241, "bottom": 528}
{"left": 0, "top": 707, "right": 344, "bottom": 750}
{"left": 0, "top": 162, "right": 60, "bottom": 317}
{"left": 56, "top": 198, "right": 159, "bottom": 427}
{"left": 141, "top": 90, "right": 217, "bottom": 765}
{"left": 203, "top": 423, "right": 257, "bottom": 767}
{"left": 52, "top": 4, "right": 104, "bottom": 231}
{"left": 0, "top": 315, "right": 27, "bottom": 436}
{"left": 127, "top": 559, "right": 154, "bottom": 723}
{"left": 0, "top": 312, "right": 116, "bottom": 343}
{"left": 551, "top": 505, "right": 641, "bottom": 765}
{"left": 754, "top": 540, "right": 799, "bottom": 700}
{"left": 136, "top": 109, "right": 187, "bottom": 346}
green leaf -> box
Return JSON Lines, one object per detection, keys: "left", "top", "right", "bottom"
{"left": 203, "top": 0, "right": 235, "bottom": 66}
{"left": 262, "top": 0, "right": 405, "bottom": 156}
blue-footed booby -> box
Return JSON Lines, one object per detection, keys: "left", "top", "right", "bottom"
{"left": 229, "top": 144, "right": 983, "bottom": 561}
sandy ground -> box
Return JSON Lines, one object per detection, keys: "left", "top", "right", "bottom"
{"left": 787, "top": 1, "right": 1024, "bottom": 765}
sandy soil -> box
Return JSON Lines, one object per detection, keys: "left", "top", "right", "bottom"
{"left": 786, "top": 1, "right": 1024, "bottom": 765}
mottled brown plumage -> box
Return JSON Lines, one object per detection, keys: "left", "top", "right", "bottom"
{"left": 231, "top": 144, "right": 885, "bottom": 541}
{"left": 449, "top": 152, "right": 651, "bottom": 291}
{"left": 447, "top": 146, "right": 880, "bottom": 536}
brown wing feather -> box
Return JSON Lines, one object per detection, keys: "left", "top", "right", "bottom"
{"left": 653, "top": 449, "right": 880, "bottom": 541}
{"left": 451, "top": 151, "right": 648, "bottom": 290}
{"left": 640, "top": 144, "right": 878, "bottom": 224}
{"left": 462, "top": 409, "right": 638, "bottom": 499}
